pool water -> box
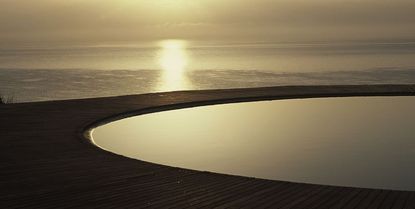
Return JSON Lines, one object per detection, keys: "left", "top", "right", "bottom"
{"left": 92, "top": 96, "right": 415, "bottom": 191}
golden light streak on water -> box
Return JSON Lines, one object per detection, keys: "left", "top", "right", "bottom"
{"left": 157, "top": 39, "right": 191, "bottom": 92}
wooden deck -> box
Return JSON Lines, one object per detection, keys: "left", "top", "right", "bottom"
{"left": 1, "top": 85, "right": 415, "bottom": 208}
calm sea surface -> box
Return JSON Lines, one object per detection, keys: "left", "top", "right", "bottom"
{"left": 1, "top": 41, "right": 415, "bottom": 102}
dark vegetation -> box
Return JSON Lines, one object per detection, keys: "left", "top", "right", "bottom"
{"left": 0, "top": 93, "right": 13, "bottom": 104}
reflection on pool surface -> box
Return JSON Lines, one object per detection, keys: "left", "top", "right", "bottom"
{"left": 92, "top": 96, "right": 415, "bottom": 191}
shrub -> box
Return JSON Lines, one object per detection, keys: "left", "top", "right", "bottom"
{"left": 0, "top": 94, "right": 13, "bottom": 104}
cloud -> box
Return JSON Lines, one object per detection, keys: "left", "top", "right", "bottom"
{"left": 0, "top": 0, "right": 414, "bottom": 46}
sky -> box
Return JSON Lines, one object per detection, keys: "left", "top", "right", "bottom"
{"left": 1, "top": 0, "right": 415, "bottom": 46}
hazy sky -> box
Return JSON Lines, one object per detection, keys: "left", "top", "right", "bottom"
{"left": 1, "top": 0, "right": 415, "bottom": 46}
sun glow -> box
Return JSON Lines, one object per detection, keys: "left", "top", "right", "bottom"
{"left": 157, "top": 39, "right": 190, "bottom": 91}
{"left": 159, "top": 40, "right": 188, "bottom": 73}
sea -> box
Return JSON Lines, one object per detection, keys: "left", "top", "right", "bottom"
{"left": 1, "top": 41, "right": 415, "bottom": 103}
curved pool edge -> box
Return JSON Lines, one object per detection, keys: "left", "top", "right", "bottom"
{"left": 2, "top": 85, "right": 415, "bottom": 208}
{"left": 83, "top": 85, "right": 415, "bottom": 189}
{"left": 83, "top": 84, "right": 415, "bottom": 146}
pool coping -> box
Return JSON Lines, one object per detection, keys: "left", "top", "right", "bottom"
{"left": 2, "top": 85, "right": 415, "bottom": 208}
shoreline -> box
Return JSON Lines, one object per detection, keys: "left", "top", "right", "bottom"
{"left": 2, "top": 85, "right": 415, "bottom": 208}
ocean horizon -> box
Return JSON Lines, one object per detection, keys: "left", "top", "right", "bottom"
{"left": 1, "top": 41, "right": 415, "bottom": 102}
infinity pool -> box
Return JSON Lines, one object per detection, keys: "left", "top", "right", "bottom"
{"left": 92, "top": 96, "right": 415, "bottom": 191}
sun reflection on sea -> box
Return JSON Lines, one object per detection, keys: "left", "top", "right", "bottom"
{"left": 157, "top": 39, "right": 191, "bottom": 92}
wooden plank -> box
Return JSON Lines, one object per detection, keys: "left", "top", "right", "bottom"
{"left": 403, "top": 193, "right": 415, "bottom": 209}
{"left": 1, "top": 85, "right": 415, "bottom": 208}
{"left": 390, "top": 192, "right": 409, "bottom": 209}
